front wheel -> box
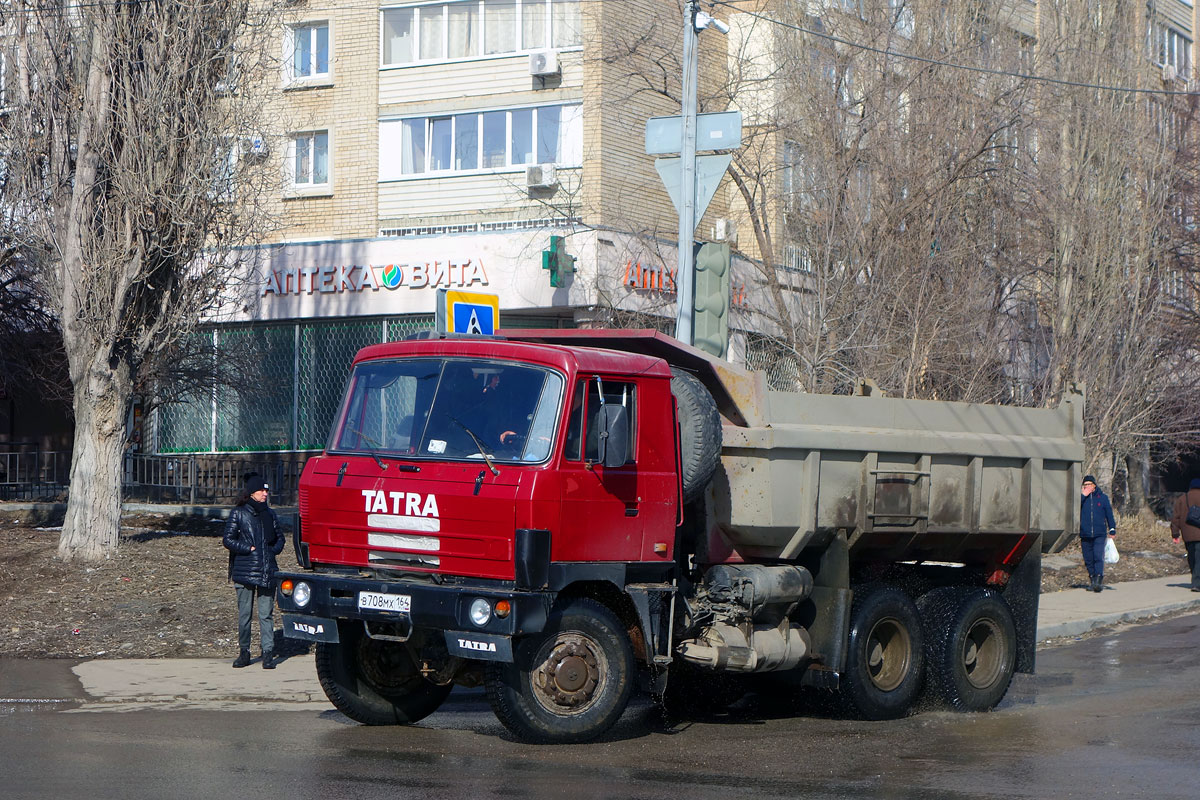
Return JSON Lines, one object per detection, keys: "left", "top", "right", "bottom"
{"left": 486, "top": 597, "right": 635, "bottom": 743}
{"left": 919, "top": 587, "right": 1016, "bottom": 712}
{"left": 842, "top": 584, "right": 925, "bottom": 720}
{"left": 315, "top": 621, "right": 451, "bottom": 725}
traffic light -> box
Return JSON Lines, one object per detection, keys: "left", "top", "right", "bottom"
{"left": 692, "top": 241, "right": 731, "bottom": 358}
{"left": 541, "top": 235, "right": 576, "bottom": 287}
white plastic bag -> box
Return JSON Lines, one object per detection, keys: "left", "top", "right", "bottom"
{"left": 1104, "top": 537, "right": 1119, "bottom": 564}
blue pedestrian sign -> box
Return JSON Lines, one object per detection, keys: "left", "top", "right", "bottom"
{"left": 436, "top": 288, "right": 500, "bottom": 336}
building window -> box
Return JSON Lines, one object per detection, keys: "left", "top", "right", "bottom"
{"left": 1147, "top": 14, "right": 1192, "bottom": 76}
{"left": 381, "top": 0, "right": 581, "bottom": 67}
{"left": 211, "top": 139, "right": 239, "bottom": 202}
{"left": 888, "top": 0, "right": 913, "bottom": 39}
{"left": 0, "top": 47, "right": 10, "bottom": 109}
{"left": 291, "top": 131, "right": 330, "bottom": 189}
{"left": 379, "top": 103, "right": 582, "bottom": 178}
{"left": 781, "top": 139, "right": 804, "bottom": 212}
{"left": 289, "top": 22, "right": 330, "bottom": 82}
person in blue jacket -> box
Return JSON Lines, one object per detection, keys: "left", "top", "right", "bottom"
{"left": 1079, "top": 474, "right": 1116, "bottom": 593}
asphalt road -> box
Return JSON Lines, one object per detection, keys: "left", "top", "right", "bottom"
{"left": 3, "top": 614, "right": 1199, "bottom": 800}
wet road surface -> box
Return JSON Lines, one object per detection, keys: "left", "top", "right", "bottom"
{"left": 3, "top": 613, "right": 1198, "bottom": 800}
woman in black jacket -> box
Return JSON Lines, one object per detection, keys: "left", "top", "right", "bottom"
{"left": 223, "top": 474, "right": 285, "bottom": 669}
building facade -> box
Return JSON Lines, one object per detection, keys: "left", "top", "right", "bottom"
{"left": 155, "top": 0, "right": 787, "bottom": 455}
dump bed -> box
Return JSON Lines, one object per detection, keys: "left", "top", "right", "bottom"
{"left": 501, "top": 329, "right": 1084, "bottom": 563}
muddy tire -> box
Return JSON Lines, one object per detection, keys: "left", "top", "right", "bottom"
{"left": 842, "top": 584, "right": 925, "bottom": 720}
{"left": 670, "top": 368, "right": 722, "bottom": 502}
{"left": 918, "top": 587, "right": 1016, "bottom": 712}
{"left": 485, "top": 597, "right": 634, "bottom": 743}
{"left": 315, "top": 621, "right": 451, "bottom": 725}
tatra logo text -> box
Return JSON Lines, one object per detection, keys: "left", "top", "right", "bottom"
{"left": 262, "top": 260, "right": 489, "bottom": 296}
{"left": 293, "top": 622, "right": 325, "bottom": 635}
{"left": 362, "top": 489, "right": 439, "bottom": 517}
{"left": 457, "top": 638, "right": 498, "bottom": 653}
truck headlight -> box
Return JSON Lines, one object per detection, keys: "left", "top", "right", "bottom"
{"left": 469, "top": 598, "right": 492, "bottom": 627}
{"left": 293, "top": 581, "right": 312, "bottom": 609}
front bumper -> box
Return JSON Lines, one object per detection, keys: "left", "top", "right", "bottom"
{"left": 276, "top": 569, "right": 552, "bottom": 642}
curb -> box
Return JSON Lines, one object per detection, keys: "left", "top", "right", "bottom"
{"left": 1036, "top": 596, "right": 1200, "bottom": 640}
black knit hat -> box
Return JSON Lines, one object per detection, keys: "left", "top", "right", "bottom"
{"left": 1082, "top": 475, "right": 1097, "bottom": 485}
{"left": 244, "top": 474, "right": 269, "bottom": 493}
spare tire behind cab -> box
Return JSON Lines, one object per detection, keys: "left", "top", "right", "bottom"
{"left": 670, "top": 367, "right": 722, "bottom": 502}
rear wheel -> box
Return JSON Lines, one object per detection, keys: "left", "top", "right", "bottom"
{"left": 919, "top": 587, "right": 1016, "bottom": 712}
{"left": 315, "top": 622, "right": 451, "bottom": 725}
{"left": 842, "top": 584, "right": 925, "bottom": 720}
{"left": 486, "top": 597, "right": 634, "bottom": 743}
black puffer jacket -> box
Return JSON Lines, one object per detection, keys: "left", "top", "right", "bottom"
{"left": 223, "top": 502, "right": 284, "bottom": 588}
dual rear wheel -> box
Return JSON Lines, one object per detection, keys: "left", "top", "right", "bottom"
{"left": 843, "top": 583, "right": 1017, "bottom": 719}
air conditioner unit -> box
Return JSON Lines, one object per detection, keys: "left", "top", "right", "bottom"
{"left": 529, "top": 50, "right": 561, "bottom": 78}
{"left": 240, "top": 136, "right": 269, "bottom": 157}
{"left": 1162, "top": 63, "right": 1177, "bottom": 83}
{"left": 526, "top": 163, "right": 559, "bottom": 189}
{"left": 713, "top": 218, "right": 738, "bottom": 245}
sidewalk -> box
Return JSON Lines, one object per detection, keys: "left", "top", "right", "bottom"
{"left": 1035, "top": 572, "right": 1200, "bottom": 640}
{"left": 68, "top": 653, "right": 330, "bottom": 712}
{"left": 4, "top": 574, "right": 1198, "bottom": 712}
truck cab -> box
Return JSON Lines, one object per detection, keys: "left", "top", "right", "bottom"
{"left": 277, "top": 334, "right": 683, "bottom": 741}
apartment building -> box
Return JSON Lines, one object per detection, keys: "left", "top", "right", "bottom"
{"left": 156, "top": 0, "right": 776, "bottom": 454}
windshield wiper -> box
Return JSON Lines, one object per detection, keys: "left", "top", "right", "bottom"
{"left": 346, "top": 426, "right": 388, "bottom": 471}
{"left": 450, "top": 416, "right": 500, "bottom": 476}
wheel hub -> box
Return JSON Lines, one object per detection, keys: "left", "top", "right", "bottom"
{"left": 963, "top": 619, "right": 1002, "bottom": 689}
{"left": 865, "top": 617, "right": 911, "bottom": 692}
{"left": 532, "top": 634, "right": 601, "bottom": 711}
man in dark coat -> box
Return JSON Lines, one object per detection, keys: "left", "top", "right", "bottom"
{"left": 1079, "top": 474, "right": 1116, "bottom": 593}
{"left": 1169, "top": 478, "right": 1200, "bottom": 592}
{"left": 223, "top": 474, "right": 285, "bottom": 668}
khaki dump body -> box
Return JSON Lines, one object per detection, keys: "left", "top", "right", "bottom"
{"left": 716, "top": 385, "right": 1084, "bottom": 564}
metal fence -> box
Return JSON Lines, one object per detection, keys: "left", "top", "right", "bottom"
{"left": 0, "top": 444, "right": 72, "bottom": 500}
{"left": 0, "top": 447, "right": 310, "bottom": 505}
{"left": 157, "top": 316, "right": 438, "bottom": 454}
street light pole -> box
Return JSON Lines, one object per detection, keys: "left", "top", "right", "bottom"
{"left": 675, "top": 0, "right": 699, "bottom": 346}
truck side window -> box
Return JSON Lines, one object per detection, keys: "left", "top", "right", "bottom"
{"left": 584, "top": 379, "right": 635, "bottom": 464}
{"left": 564, "top": 381, "right": 586, "bottom": 461}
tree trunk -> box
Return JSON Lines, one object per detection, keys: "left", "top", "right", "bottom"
{"left": 57, "top": 367, "right": 129, "bottom": 563}
{"left": 1124, "top": 450, "right": 1146, "bottom": 515}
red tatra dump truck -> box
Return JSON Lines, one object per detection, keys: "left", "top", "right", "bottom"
{"left": 277, "top": 329, "right": 1083, "bottom": 743}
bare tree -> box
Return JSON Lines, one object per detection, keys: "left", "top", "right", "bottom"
{"left": 598, "top": 1, "right": 1200, "bottom": 495}
{"left": 1, "top": 1, "right": 282, "bottom": 561}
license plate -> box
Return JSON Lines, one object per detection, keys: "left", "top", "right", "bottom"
{"left": 357, "top": 591, "right": 412, "bottom": 613}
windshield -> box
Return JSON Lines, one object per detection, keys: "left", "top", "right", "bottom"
{"left": 330, "top": 358, "right": 564, "bottom": 464}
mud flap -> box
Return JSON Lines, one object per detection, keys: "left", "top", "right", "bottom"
{"left": 282, "top": 614, "right": 339, "bottom": 642}
{"left": 1003, "top": 534, "right": 1042, "bottom": 674}
{"left": 445, "top": 631, "right": 514, "bottom": 662}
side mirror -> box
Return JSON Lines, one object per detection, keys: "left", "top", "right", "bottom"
{"left": 596, "top": 405, "right": 629, "bottom": 468}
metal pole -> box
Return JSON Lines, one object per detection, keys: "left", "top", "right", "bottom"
{"left": 675, "top": 0, "right": 699, "bottom": 345}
